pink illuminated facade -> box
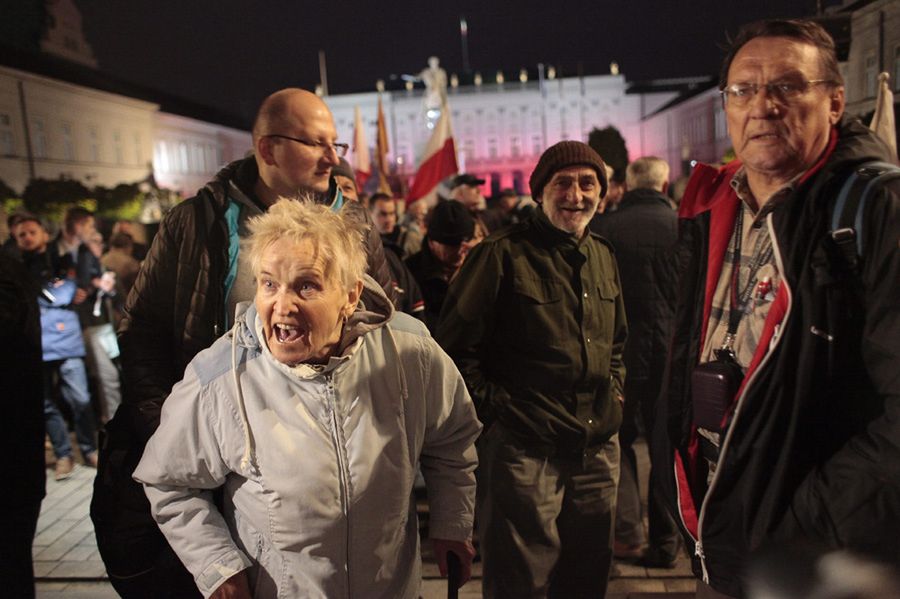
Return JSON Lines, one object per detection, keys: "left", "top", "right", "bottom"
{"left": 326, "top": 74, "right": 684, "bottom": 197}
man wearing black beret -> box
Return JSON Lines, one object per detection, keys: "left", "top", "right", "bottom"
{"left": 437, "top": 141, "right": 627, "bottom": 598}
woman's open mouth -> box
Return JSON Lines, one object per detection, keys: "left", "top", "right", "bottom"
{"left": 274, "top": 323, "right": 303, "bottom": 343}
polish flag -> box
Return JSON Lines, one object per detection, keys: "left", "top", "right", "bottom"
{"left": 407, "top": 103, "right": 458, "bottom": 204}
{"left": 351, "top": 107, "right": 371, "bottom": 189}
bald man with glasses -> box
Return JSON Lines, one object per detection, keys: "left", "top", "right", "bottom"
{"left": 653, "top": 19, "right": 900, "bottom": 599}
{"left": 91, "top": 88, "right": 395, "bottom": 598}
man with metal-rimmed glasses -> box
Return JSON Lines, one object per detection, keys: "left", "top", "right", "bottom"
{"left": 91, "top": 88, "right": 396, "bottom": 598}
{"left": 653, "top": 19, "right": 900, "bottom": 599}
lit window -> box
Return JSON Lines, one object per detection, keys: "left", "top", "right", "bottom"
{"left": 1, "top": 113, "right": 14, "bottom": 156}
{"left": 89, "top": 125, "right": 101, "bottom": 162}
{"left": 61, "top": 122, "right": 74, "bottom": 160}
{"left": 114, "top": 130, "right": 124, "bottom": 164}
{"left": 32, "top": 119, "right": 47, "bottom": 158}
{"left": 155, "top": 140, "right": 169, "bottom": 173}
{"left": 0, "top": 130, "right": 13, "bottom": 156}
{"left": 178, "top": 142, "right": 189, "bottom": 173}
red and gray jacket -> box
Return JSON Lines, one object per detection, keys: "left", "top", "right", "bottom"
{"left": 652, "top": 120, "right": 900, "bottom": 597}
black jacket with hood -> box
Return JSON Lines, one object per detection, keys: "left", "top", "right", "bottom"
{"left": 652, "top": 121, "right": 900, "bottom": 597}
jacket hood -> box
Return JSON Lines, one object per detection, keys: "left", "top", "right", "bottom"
{"left": 823, "top": 118, "right": 896, "bottom": 172}
{"left": 227, "top": 274, "right": 394, "bottom": 472}
{"left": 204, "top": 157, "right": 260, "bottom": 209}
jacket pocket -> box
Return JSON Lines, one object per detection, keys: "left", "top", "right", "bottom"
{"left": 597, "top": 277, "right": 620, "bottom": 301}
{"left": 511, "top": 276, "right": 564, "bottom": 343}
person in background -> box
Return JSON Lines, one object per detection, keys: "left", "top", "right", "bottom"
{"left": 76, "top": 224, "right": 121, "bottom": 422}
{"left": 406, "top": 200, "right": 476, "bottom": 333}
{"left": 111, "top": 221, "right": 148, "bottom": 261}
{"left": 16, "top": 214, "right": 98, "bottom": 480}
{"left": 591, "top": 156, "right": 681, "bottom": 568}
{"left": 484, "top": 188, "right": 533, "bottom": 231}
{"left": 438, "top": 141, "right": 627, "bottom": 598}
{"left": 331, "top": 157, "right": 359, "bottom": 202}
{"left": 450, "top": 173, "right": 492, "bottom": 238}
{"left": 371, "top": 192, "right": 423, "bottom": 259}
{"left": 403, "top": 197, "right": 429, "bottom": 239}
{"left": 101, "top": 232, "right": 141, "bottom": 309}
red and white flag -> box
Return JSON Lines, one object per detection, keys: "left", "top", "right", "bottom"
{"left": 407, "top": 102, "right": 458, "bottom": 205}
{"left": 351, "top": 106, "right": 371, "bottom": 190}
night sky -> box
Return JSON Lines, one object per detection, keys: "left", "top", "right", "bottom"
{"left": 76, "top": 0, "right": 823, "bottom": 125}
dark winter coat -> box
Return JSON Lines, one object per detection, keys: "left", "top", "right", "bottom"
{"left": 652, "top": 121, "right": 900, "bottom": 597}
{"left": 590, "top": 187, "right": 678, "bottom": 383}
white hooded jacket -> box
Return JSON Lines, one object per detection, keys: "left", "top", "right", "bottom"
{"left": 133, "top": 277, "right": 481, "bottom": 598}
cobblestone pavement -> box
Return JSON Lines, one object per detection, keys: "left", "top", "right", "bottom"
{"left": 34, "top": 439, "right": 695, "bottom": 598}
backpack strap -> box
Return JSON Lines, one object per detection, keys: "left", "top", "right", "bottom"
{"left": 830, "top": 160, "right": 900, "bottom": 271}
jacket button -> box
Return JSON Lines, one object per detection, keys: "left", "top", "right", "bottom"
{"left": 583, "top": 292, "right": 589, "bottom": 298}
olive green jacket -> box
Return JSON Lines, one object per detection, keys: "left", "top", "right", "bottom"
{"left": 437, "top": 208, "right": 627, "bottom": 457}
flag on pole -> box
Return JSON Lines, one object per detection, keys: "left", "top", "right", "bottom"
{"left": 351, "top": 107, "right": 371, "bottom": 190}
{"left": 375, "top": 96, "right": 392, "bottom": 194}
{"left": 407, "top": 102, "right": 458, "bottom": 205}
{"left": 870, "top": 72, "right": 897, "bottom": 162}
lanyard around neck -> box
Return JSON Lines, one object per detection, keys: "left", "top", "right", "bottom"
{"left": 722, "top": 207, "right": 773, "bottom": 352}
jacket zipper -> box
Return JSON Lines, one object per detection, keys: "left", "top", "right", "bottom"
{"left": 692, "top": 212, "right": 793, "bottom": 583}
{"left": 326, "top": 373, "right": 352, "bottom": 596}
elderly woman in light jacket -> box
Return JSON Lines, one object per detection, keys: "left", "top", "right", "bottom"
{"left": 134, "top": 200, "right": 481, "bottom": 599}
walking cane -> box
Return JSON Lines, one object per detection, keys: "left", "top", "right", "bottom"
{"left": 447, "top": 550, "right": 461, "bottom": 599}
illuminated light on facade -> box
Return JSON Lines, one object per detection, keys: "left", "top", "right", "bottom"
{"left": 519, "top": 69, "right": 528, "bottom": 83}
{"left": 496, "top": 71, "right": 505, "bottom": 84}
{"left": 547, "top": 66, "right": 557, "bottom": 80}
{"left": 376, "top": 79, "right": 385, "bottom": 93}
{"left": 325, "top": 71, "right": 692, "bottom": 197}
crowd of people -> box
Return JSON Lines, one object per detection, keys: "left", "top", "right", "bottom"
{"left": 1, "top": 17, "right": 898, "bottom": 599}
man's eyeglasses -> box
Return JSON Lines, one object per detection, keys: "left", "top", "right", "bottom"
{"left": 265, "top": 134, "right": 349, "bottom": 157}
{"left": 720, "top": 79, "right": 837, "bottom": 108}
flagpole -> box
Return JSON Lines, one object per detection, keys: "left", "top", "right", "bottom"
{"left": 460, "top": 16, "right": 470, "bottom": 73}
{"left": 318, "top": 50, "right": 329, "bottom": 96}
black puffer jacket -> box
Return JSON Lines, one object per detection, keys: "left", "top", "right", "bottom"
{"left": 653, "top": 121, "right": 900, "bottom": 597}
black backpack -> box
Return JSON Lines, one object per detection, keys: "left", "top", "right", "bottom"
{"left": 828, "top": 160, "right": 900, "bottom": 273}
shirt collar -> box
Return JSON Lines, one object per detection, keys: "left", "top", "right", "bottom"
{"left": 729, "top": 166, "right": 801, "bottom": 224}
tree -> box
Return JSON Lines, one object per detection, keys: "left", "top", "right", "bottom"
{"left": 588, "top": 126, "right": 629, "bottom": 182}
{"left": 93, "top": 183, "right": 144, "bottom": 220}
{"left": 22, "top": 177, "right": 92, "bottom": 221}
{"left": 0, "top": 178, "right": 18, "bottom": 201}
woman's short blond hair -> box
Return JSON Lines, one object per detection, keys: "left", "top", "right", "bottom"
{"left": 246, "top": 199, "right": 367, "bottom": 292}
